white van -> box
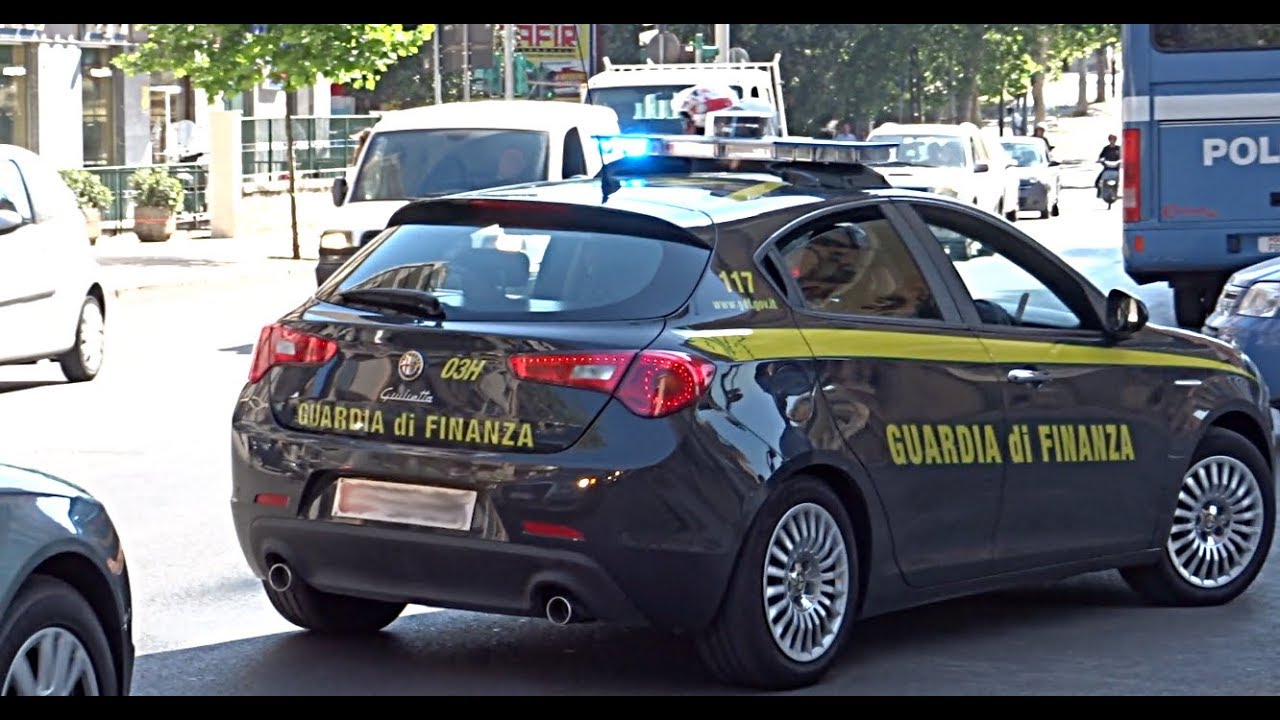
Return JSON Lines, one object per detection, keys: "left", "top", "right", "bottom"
{"left": 316, "top": 100, "right": 621, "bottom": 284}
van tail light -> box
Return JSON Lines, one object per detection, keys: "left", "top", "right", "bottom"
{"left": 1123, "top": 127, "right": 1141, "bottom": 223}
{"left": 509, "top": 350, "right": 717, "bottom": 418}
{"left": 249, "top": 323, "right": 339, "bottom": 383}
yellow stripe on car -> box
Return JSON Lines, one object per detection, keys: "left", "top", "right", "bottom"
{"left": 726, "top": 181, "right": 787, "bottom": 202}
{"left": 675, "top": 327, "right": 1252, "bottom": 378}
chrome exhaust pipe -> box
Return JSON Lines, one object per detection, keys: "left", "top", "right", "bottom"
{"left": 545, "top": 595, "right": 573, "bottom": 625}
{"left": 267, "top": 562, "right": 293, "bottom": 592}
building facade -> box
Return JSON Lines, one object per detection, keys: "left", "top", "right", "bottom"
{"left": 0, "top": 23, "right": 331, "bottom": 170}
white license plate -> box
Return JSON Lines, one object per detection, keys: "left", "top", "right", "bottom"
{"left": 332, "top": 478, "right": 476, "bottom": 531}
{"left": 1259, "top": 235, "right": 1280, "bottom": 253}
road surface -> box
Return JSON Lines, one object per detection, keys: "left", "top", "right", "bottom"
{"left": 3, "top": 190, "right": 1274, "bottom": 695}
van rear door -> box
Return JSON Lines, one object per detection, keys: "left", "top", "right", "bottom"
{"left": 1154, "top": 102, "right": 1280, "bottom": 226}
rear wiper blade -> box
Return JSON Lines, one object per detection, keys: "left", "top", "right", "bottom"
{"left": 868, "top": 160, "right": 930, "bottom": 167}
{"left": 335, "top": 287, "right": 446, "bottom": 319}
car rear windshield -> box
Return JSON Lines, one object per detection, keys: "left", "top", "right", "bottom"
{"left": 590, "top": 85, "right": 746, "bottom": 134}
{"left": 863, "top": 134, "right": 967, "bottom": 168}
{"left": 352, "top": 129, "right": 550, "bottom": 201}
{"left": 325, "top": 223, "right": 711, "bottom": 322}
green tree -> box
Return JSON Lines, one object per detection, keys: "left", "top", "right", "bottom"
{"left": 114, "top": 24, "right": 433, "bottom": 258}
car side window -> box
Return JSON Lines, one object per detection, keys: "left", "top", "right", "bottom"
{"left": 778, "top": 205, "right": 943, "bottom": 321}
{"left": 562, "top": 127, "right": 587, "bottom": 178}
{"left": 0, "top": 160, "right": 33, "bottom": 222}
{"left": 914, "top": 204, "right": 1093, "bottom": 331}
{"left": 971, "top": 137, "right": 988, "bottom": 167}
{"left": 18, "top": 156, "right": 80, "bottom": 223}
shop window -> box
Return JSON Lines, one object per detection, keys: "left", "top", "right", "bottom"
{"left": 0, "top": 44, "right": 30, "bottom": 149}
{"left": 81, "top": 47, "right": 117, "bottom": 166}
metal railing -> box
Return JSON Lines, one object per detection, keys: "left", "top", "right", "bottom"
{"left": 241, "top": 114, "right": 379, "bottom": 182}
{"left": 82, "top": 163, "right": 209, "bottom": 230}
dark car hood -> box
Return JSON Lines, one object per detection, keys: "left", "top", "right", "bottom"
{"left": 0, "top": 463, "right": 92, "bottom": 499}
{"left": 1230, "top": 256, "right": 1280, "bottom": 287}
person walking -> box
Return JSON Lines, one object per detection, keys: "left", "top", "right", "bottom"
{"left": 835, "top": 121, "right": 860, "bottom": 141}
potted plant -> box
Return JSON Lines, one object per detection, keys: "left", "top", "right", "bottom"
{"left": 128, "top": 166, "right": 185, "bottom": 242}
{"left": 59, "top": 169, "right": 113, "bottom": 244}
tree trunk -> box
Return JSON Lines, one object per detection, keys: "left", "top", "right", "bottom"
{"left": 1093, "top": 47, "right": 1107, "bottom": 102}
{"left": 1074, "top": 56, "right": 1089, "bottom": 116}
{"left": 950, "top": 25, "right": 985, "bottom": 125}
{"left": 284, "top": 95, "right": 301, "bottom": 261}
{"left": 1031, "top": 33, "right": 1048, "bottom": 124}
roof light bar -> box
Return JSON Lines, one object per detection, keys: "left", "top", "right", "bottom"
{"left": 594, "top": 134, "right": 900, "bottom": 165}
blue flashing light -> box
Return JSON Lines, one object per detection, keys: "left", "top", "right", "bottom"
{"left": 599, "top": 136, "right": 657, "bottom": 159}
{"left": 593, "top": 133, "right": 902, "bottom": 165}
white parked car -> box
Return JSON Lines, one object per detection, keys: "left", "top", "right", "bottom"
{"left": 0, "top": 145, "right": 107, "bottom": 383}
{"left": 864, "top": 122, "right": 1020, "bottom": 222}
{"left": 316, "top": 100, "right": 622, "bottom": 285}
{"left": 999, "top": 136, "right": 1063, "bottom": 219}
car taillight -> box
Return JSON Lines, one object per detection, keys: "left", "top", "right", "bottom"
{"left": 248, "top": 323, "right": 339, "bottom": 383}
{"left": 509, "top": 350, "right": 717, "bottom": 418}
{"left": 1123, "top": 128, "right": 1141, "bottom": 223}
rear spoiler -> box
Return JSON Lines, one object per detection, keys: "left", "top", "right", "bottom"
{"left": 386, "top": 196, "right": 712, "bottom": 249}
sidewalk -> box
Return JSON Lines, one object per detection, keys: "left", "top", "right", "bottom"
{"left": 95, "top": 230, "right": 320, "bottom": 298}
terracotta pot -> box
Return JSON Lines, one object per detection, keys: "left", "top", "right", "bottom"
{"left": 82, "top": 207, "right": 102, "bottom": 244}
{"left": 133, "top": 205, "right": 176, "bottom": 242}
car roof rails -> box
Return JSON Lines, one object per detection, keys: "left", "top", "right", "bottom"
{"left": 592, "top": 134, "right": 899, "bottom": 198}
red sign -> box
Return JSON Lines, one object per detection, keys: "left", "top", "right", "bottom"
{"left": 513, "top": 24, "right": 581, "bottom": 52}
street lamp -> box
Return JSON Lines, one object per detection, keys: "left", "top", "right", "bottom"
{"left": 151, "top": 84, "right": 183, "bottom": 162}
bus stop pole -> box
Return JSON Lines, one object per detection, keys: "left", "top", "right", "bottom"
{"left": 504, "top": 24, "right": 515, "bottom": 100}
{"left": 432, "top": 29, "right": 442, "bottom": 105}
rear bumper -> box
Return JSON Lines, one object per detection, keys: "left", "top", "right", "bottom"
{"left": 244, "top": 516, "right": 649, "bottom": 623}
{"left": 315, "top": 248, "right": 357, "bottom": 285}
{"left": 229, "top": 397, "right": 766, "bottom": 631}
{"left": 1017, "top": 182, "right": 1050, "bottom": 210}
{"left": 1123, "top": 225, "right": 1280, "bottom": 278}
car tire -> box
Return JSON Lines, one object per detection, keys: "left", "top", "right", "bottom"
{"left": 695, "top": 476, "right": 858, "bottom": 690}
{"left": 0, "top": 574, "right": 120, "bottom": 696}
{"left": 1120, "top": 427, "right": 1275, "bottom": 607}
{"left": 1050, "top": 201, "right": 1060, "bottom": 217}
{"left": 58, "top": 295, "right": 105, "bottom": 383}
{"left": 263, "top": 576, "right": 406, "bottom": 635}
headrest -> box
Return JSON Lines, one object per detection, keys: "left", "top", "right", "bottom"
{"left": 450, "top": 247, "right": 530, "bottom": 288}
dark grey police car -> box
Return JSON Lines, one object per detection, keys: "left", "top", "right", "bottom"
{"left": 231, "top": 134, "right": 1276, "bottom": 690}
{"left": 1, "top": 463, "right": 133, "bottom": 696}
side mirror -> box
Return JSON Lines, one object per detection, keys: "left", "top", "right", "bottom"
{"left": 974, "top": 163, "right": 989, "bottom": 173}
{"left": 331, "top": 177, "right": 348, "bottom": 207}
{"left": 1049, "top": 160, "right": 1061, "bottom": 167}
{"left": 1104, "top": 288, "right": 1149, "bottom": 338}
{"left": 0, "top": 209, "right": 24, "bottom": 235}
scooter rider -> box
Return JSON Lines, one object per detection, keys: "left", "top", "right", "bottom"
{"left": 1095, "top": 133, "right": 1122, "bottom": 197}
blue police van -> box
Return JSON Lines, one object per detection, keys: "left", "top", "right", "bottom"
{"left": 1121, "top": 24, "right": 1280, "bottom": 328}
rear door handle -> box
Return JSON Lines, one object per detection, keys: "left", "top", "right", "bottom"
{"left": 1007, "top": 368, "right": 1051, "bottom": 385}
